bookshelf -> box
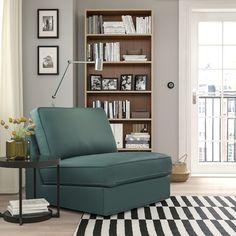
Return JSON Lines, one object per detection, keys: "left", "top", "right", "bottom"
{"left": 84, "top": 9, "right": 153, "bottom": 151}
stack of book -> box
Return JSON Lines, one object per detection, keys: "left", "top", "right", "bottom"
{"left": 125, "top": 132, "right": 150, "bottom": 149}
{"left": 136, "top": 16, "right": 152, "bottom": 34}
{"left": 92, "top": 100, "right": 130, "bottom": 119}
{"left": 87, "top": 15, "right": 104, "bottom": 34}
{"left": 103, "top": 21, "right": 126, "bottom": 34}
{"left": 123, "top": 54, "right": 147, "bottom": 61}
{"left": 87, "top": 42, "right": 120, "bottom": 62}
{"left": 7, "top": 198, "right": 49, "bottom": 216}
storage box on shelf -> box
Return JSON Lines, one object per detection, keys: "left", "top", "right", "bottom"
{"left": 85, "top": 9, "right": 153, "bottom": 151}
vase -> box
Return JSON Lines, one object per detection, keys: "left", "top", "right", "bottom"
{"left": 6, "top": 138, "right": 29, "bottom": 160}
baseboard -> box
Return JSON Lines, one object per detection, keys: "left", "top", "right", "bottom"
{"left": 191, "top": 174, "right": 236, "bottom": 177}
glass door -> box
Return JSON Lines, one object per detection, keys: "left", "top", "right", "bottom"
{"left": 191, "top": 12, "right": 236, "bottom": 174}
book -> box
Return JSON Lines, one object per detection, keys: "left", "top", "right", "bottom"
{"left": 7, "top": 198, "right": 49, "bottom": 216}
{"left": 126, "top": 143, "right": 150, "bottom": 149}
{"left": 9, "top": 198, "right": 49, "bottom": 208}
{"left": 7, "top": 206, "right": 49, "bottom": 216}
{"left": 110, "top": 123, "right": 123, "bottom": 148}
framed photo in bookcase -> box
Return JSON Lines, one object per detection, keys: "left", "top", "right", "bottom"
{"left": 84, "top": 9, "right": 153, "bottom": 152}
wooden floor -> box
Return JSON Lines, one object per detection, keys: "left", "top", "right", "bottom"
{"left": 0, "top": 177, "right": 235, "bottom": 236}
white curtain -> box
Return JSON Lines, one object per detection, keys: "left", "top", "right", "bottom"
{"left": 0, "top": 0, "right": 23, "bottom": 193}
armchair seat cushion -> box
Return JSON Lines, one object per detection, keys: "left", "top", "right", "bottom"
{"left": 40, "top": 152, "right": 171, "bottom": 187}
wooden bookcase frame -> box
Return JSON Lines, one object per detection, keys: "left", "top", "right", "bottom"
{"left": 84, "top": 9, "right": 153, "bottom": 151}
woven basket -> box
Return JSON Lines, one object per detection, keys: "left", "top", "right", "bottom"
{"left": 171, "top": 154, "right": 190, "bottom": 182}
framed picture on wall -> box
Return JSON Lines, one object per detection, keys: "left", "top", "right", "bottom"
{"left": 38, "top": 46, "right": 59, "bottom": 75}
{"left": 38, "top": 9, "right": 59, "bottom": 38}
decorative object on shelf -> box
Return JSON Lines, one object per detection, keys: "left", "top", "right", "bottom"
{"left": 131, "top": 111, "right": 150, "bottom": 118}
{"left": 102, "top": 78, "right": 118, "bottom": 90}
{"left": 51, "top": 59, "right": 103, "bottom": 106}
{"left": 120, "top": 74, "right": 133, "bottom": 91}
{"left": 38, "top": 46, "right": 59, "bottom": 75}
{"left": 132, "top": 124, "right": 148, "bottom": 133}
{"left": 171, "top": 154, "right": 190, "bottom": 182}
{"left": 90, "top": 74, "right": 102, "bottom": 90}
{"left": 135, "top": 74, "right": 147, "bottom": 90}
{"left": 0, "top": 117, "right": 36, "bottom": 160}
{"left": 126, "top": 49, "right": 143, "bottom": 55}
{"left": 37, "top": 9, "right": 59, "bottom": 38}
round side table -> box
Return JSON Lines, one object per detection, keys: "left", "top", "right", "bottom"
{"left": 0, "top": 156, "right": 60, "bottom": 225}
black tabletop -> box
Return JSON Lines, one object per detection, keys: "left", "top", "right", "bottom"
{"left": 0, "top": 156, "right": 60, "bottom": 168}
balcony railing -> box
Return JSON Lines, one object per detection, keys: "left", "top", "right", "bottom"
{"left": 198, "top": 95, "right": 236, "bottom": 163}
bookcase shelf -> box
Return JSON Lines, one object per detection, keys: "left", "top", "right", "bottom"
{"left": 85, "top": 9, "right": 153, "bottom": 151}
{"left": 118, "top": 148, "right": 152, "bottom": 152}
{"left": 109, "top": 118, "right": 152, "bottom": 121}
{"left": 86, "top": 34, "right": 152, "bottom": 39}
{"left": 87, "top": 91, "right": 152, "bottom": 94}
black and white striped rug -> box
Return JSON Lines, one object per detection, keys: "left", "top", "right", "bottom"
{"left": 74, "top": 196, "right": 236, "bottom": 236}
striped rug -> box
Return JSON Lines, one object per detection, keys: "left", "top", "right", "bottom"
{"left": 74, "top": 196, "right": 236, "bottom": 236}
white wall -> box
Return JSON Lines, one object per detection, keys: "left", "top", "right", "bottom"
{"left": 22, "top": 0, "right": 75, "bottom": 116}
{"left": 76, "top": 0, "right": 179, "bottom": 160}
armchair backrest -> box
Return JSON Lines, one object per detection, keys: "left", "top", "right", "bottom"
{"left": 30, "top": 107, "right": 117, "bottom": 159}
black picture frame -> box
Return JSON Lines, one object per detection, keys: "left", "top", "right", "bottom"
{"left": 102, "top": 78, "right": 118, "bottom": 90}
{"left": 134, "top": 74, "right": 147, "bottom": 90}
{"left": 120, "top": 74, "right": 133, "bottom": 91}
{"left": 38, "top": 46, "right": 59, "bottom": 75}
{"left": 38, "top": 9, "right": 59, "bottom": 38}
{"left": 90, "top": 74, "right": 102, "bottom": 90}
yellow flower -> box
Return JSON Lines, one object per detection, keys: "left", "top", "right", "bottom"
{"left": 28, "top": 123, "right": 36, "bottom": 129}
{"left": 1, "top": 116, "right": 35, "bottom": 138}
{"left": 20, "top": 117, "right": 27, "bottom": 123}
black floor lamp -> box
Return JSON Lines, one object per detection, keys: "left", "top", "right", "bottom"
{"left": 51, "top": 59, "right": 103, "bottom": 106}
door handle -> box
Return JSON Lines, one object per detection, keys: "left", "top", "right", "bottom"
{"left": 192, "top": 90, "right": 197, "bottom": 104}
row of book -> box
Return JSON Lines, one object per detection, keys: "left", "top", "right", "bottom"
{"left": 92, "top": 100, "right": 130, "bottom": 119}
{"left": 7, "top": 198, "right": 49, "bottom": 216}
{"left": 87, "top": 42, "right": 120, "bottom": 62}
{"left": 125, "top": 132, "right": 150, "bottom": 149}
{"left": 87, "top": 15, "right": 152, "bottom": 34}
{"left": 87, "top": 15, "right": 104, "bottom": 34}
{"left": 136, "top": 16, "right": 152, "bottom": 34}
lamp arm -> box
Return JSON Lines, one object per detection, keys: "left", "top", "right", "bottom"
{"left": 52, "top": 60, "right": 72, "bottom": 100}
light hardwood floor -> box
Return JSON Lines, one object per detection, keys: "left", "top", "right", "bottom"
{"left": 0, "top": 177, "right": 235, "bottom": 236}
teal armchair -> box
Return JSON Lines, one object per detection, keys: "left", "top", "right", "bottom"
{"left": 26, "top": 107, "right": 171, "bottom": 216}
